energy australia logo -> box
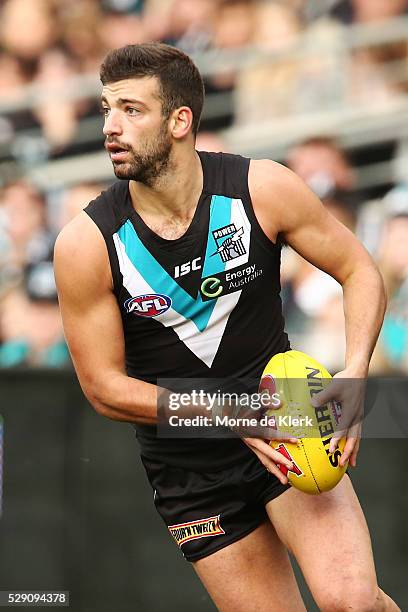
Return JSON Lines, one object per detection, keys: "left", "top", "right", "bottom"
{"left": 212, "top": 224, "right": 246, "bottom": 263}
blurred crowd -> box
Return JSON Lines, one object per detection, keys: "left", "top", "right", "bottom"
{"left": 1, "top": 0, "right": 408, "bottom": 372}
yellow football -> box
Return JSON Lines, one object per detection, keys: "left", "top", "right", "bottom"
{"left": 259, "top": 350, "right": 348, "bottom": 494}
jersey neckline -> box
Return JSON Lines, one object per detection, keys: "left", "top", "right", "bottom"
{"left": 124, "top": 150, "right": 209, "bottom": 247}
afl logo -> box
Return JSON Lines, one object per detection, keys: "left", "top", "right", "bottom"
{"left": 124, "top": 294, "right": 172, "bottom": 317}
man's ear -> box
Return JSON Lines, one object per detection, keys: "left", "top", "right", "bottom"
{"left": 170, "top": 106, "right": 194, "bottom": 140}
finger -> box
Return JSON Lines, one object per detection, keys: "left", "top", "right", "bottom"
{"left": 348, "top": 423, "right": 361, "bottom": 467}
{"left": 280, "top": 436, "right": 299, "bottom": 444}
{"left": 329, "top": 435, "right": 341, "bottom": 454}
{"left": 248, "top": 444, "right": 289, "bottom": 485}
{"left": 310, "top": 382, "right": 338, "bottom": 408}
{"left": 245, "top": 438, "right": 294, "bottom": 472}
{"left": 267, "top": 431, "right": 299, "bottom": 443}
{"left": 340, "top": 437, "right": 357, "bottom": 466}
{"left": 328, "top": 430, "right": 347, "bottom": 453}
{"left": 267, "top": 463, "right": 289, "bottom": 486}
{"left": 264, "top": 437, "right": 299, "bottom": 444}
{"left": 262, "top": 455, "right": 289, "bottom": 485}
{"left": 349, "top": 438, "right": 360, "bottom": 467}
{"left": 261, "top": 440, "right": 296, "bottom": 470}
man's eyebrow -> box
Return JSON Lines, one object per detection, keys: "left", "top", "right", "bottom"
{"left": 100, "top": 96, "right": 148, "bottom": 108}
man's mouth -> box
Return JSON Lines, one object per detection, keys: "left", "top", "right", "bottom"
{"left": 106, "top": 142, "right": 130, "bottom": 162}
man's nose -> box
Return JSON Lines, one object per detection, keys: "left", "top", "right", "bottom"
{"left": 103, "top": 110, "right": 123, "bottom": 137}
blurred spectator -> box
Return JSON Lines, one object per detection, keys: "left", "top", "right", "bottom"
{"left": 343, "top": 0, "right": 408, "bottom": 105}
{"left": 32, "top": 48, "right": 102, "bottom": 159}
{"left": 98, "top": 9, "right": 147, "bottom": 51}
{"left": 0, "top": 182, "right": 53, "bottom": 284}
{"left": 0, "top": 52, "right": 42, "bottom": 147}
{"left": 0, "top": 272, "right": 69, "bottom": 368}
{"left": 212, "top": 0, "right": 255, "bottom": 51}
{"left": 0, "top": 0, "right": 57, "bottom": 64}
{"left": 337, "top": 0, "right": 408, "bottom": 24}
{"left": 0, "top": 53, "right": 29, "bottom": 103}
{"left": 142, "top": 0, "right": 174, "bottom": 42}
{"left": 57, "top": 183, "right": 105, "bottom": 229}
{"left": 234, "top": 1, "right": 302, "bottom": 125}
{"left": 58, "top": 0, "right": 105, "bottom": 71}
{"left": 372, "top": 184, "right": 408, "bottom": 372}
{"left": 203, "top": 0, "right": 256, "bottom": 130}
{"left": 162, "top": 0, "right": 216, "bottom": 54}
{"left": 286, "top": 137, "right": 356, "bottom": 199}
{"left": 33, "top": 49, "right": 82, "bottom": 151}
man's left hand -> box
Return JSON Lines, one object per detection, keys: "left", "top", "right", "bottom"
{"left": 311, "top": 368, "right": 367, "bottom": 467}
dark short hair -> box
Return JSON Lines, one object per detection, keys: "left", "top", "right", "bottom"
{"left": 100, "top": 43, "right": 205, "bottom": 135}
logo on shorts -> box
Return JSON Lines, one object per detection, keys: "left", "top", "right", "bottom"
{"left": 124, "top": 294, "right": 171, "bottom": 317}
{"left": 212, "top": 224, "right": 246, "bottom": 262}
{"left": 168, "top": 515, "right": 225, "bottom": 547}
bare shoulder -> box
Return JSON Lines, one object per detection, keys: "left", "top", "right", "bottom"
{"left": 248, "top": 158, "right": 307, "bottom": 196}
{"left": 54, "top": 211, "right": 112, "bottom": 293}
{"left": 55, "top": 211, "right": 104, "bottom": 259}
{"left": 248, "top": 158, "right": 327, "bottom": 240}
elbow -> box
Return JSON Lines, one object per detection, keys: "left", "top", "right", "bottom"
{"left": 92, "top": 398, "right": 112, "bottom": 418}
{"left": 86, "top": 390, "right": 113, "bottom": 418}
{"left": 81, "top": 378, "right": 118, "bottom": 419}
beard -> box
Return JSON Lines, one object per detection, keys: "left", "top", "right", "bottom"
{"left": 108, "top": 122, "right": 173, "bottom": 187}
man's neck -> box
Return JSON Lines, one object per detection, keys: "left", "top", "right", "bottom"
{"left": 129, "top": 148, "right": 203, "bottom": 221}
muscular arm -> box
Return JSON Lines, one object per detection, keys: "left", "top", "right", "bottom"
{"left": 249, "top": 159, "right": 386, "bottom": 375}
{"left": 54, "top": 212, "right": 158, "bottom": 424}
{"left": 245, "top": 160, "right": 386, "bottom": 467}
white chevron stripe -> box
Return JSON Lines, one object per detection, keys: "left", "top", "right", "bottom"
{"left": 113, "top": 198, "right": 252, "bottom": 367}
{"left": 114, "top": 233, "right": 241, "bottom": 367}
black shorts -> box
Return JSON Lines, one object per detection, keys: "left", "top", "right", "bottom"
{"left": 141, "top": 452, "right": 290, "bottom": 563}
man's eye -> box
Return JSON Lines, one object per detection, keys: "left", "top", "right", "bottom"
{"left": 100, "top": 107, "right": 110, "bottom": 116}
{"left": 127, "top": 108, "right": 139, "bottom": 116}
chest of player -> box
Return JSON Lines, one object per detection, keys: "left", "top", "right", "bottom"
{"left": 112, "top": 194, "right": 281, "bottom": 368}
{"left": 113, "top": 194, "right": 277, "bottom": 319}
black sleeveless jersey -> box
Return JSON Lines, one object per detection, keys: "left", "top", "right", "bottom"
{"left": 84, "top": 151, "right": 289, "bottom": 470}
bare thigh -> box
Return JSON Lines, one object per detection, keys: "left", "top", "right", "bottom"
{"left": 266, "top": 475, "right": 379, "bottom": 608}
{"left": 193, "top": 521, "right": 306, "bottom": 612}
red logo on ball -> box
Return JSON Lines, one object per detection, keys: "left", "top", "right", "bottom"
{"left": 275, "top": 444, "right": 303, "bottom": 477}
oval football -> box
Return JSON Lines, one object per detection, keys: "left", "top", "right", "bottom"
{"left": 260, "top": 350, "right": 348, "bottom": 495}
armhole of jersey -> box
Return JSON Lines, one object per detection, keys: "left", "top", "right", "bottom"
{"left": 83, "top": 203, "right": 124, "bottom": 298}
{"left": 242, "top": 158, "right": 282, "bottom": 256}
{"left": 105, "top": 233, "right": 123, "bottom": 297}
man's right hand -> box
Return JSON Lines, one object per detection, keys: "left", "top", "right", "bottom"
{"left": 242, "top": 436, "right": 298, "bottom": 485}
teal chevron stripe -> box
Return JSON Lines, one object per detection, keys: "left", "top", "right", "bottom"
{"left": 117, "top": 221, "right": 208, "bottom": 328}
{"left": 201, "top": 195, "right": 232, "bottom": 278}
{"left": 117, "top": 196, "right": 232, "bottom": 331}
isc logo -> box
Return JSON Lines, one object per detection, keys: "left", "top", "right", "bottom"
{"left": 124, "top": 294, "right": 172, "bottom": 317}
{"left": 174, "top": 257, "right": 201, "bottom": 279}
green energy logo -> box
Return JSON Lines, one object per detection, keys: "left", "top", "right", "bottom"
{"left": 201, "top": 277, "right": 223, "bottom": 298}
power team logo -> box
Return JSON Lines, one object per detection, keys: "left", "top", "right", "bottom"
{"left": 168, "top": 515, "right": 225, "bottom": 547}
{"left": 212, "top": 224, "right": 246, "bottom": 262}
{"left": 124, "top": 294, "right": 172, "bottom": 317}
